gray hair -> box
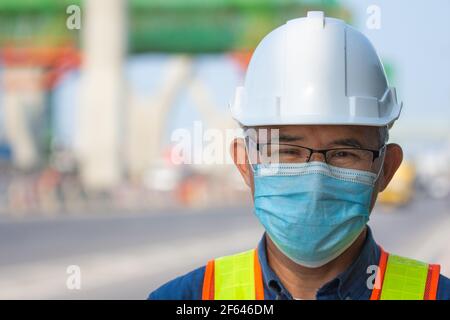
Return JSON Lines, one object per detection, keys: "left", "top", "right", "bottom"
{"left": 378, "top": 126, "right": 389, "bottom": 145}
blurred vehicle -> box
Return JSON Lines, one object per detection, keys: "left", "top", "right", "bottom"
{"left": 415, "top": 146, "right": 450, "bottom": 199}
{"left": 144, "top": 165, "right": 181, "bottom": 192}
{"left": 378, "top": 160, "right": 416, "bottom": 206}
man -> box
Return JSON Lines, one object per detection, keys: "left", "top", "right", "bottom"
{"left": 149, "top": 12, "right": 450, "bottom": 300}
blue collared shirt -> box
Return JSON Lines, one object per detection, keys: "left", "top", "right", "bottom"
{"left": 148, "top": 227, "right": 450, "bottom": 300}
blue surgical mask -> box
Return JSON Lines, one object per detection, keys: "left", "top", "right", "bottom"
{"left": 253, "top": 161, "right": 377, "bottom": 268}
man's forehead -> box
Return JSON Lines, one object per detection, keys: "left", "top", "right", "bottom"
{"left": 247, "top": 125, "right": 380, "bottom": 146}
{"left": 252, "top": 124, "right": 377, "bottom": 134}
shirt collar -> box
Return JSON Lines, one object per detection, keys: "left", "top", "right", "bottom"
{"left": 256, "top": 226, "right": 381, "bottom": 300}
{"left": 257, "top": 232, "right": 293, "bottom": 300}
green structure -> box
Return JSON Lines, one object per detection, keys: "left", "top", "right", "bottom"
{"left": 0, "top": 0, "right": 350, "bottom": 53}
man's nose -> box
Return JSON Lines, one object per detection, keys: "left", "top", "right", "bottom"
{"left": 309, "top": 151, "right": 327, "bottom": 163}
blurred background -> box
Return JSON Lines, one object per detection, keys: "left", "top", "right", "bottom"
{"left": 0, "top": 0, "right": 449, "bottom": 299}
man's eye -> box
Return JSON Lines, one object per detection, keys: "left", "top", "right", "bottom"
{"left": 334, "top": 151, "right": 350, "bottom": 157}
{"left": 279, "top": 149, "right": 302, "bottom": 155}
{"left": 330, "top": 150, "right": 359, "bottom": 159}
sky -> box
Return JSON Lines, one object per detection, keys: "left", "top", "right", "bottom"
{"left": 340, "top": 0, "right": 450, "bottom": 146}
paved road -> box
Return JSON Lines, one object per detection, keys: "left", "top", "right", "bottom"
{"left": 0, "top": 197, "right": 449, "bottom": 299}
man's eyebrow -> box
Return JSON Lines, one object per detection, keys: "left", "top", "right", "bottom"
{"left": 278, "top": 134, "right": 304, "bottom": 142}
{"left": 329, "top": 138, "right": 363, "bottom": 148}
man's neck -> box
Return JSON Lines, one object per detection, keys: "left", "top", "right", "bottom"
{"left": 266, "top": 227, "right": 367, "bottom": 300}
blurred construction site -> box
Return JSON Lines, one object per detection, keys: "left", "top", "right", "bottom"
{"left": 0, "top": 0, "right": 449, "bottom": 216}
{"left": 0, "top": 0, "right": 449, "bottom": 299}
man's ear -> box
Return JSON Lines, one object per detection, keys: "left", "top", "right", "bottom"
{"left": 378, "top": 143, "right": 403, "bottom": 192}
{"left": 230, "top": 138, "right": 253, "bottom": 189}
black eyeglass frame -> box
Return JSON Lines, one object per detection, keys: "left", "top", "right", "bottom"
{"left": 245, "top": 135, "right": 385, "bottom": 165}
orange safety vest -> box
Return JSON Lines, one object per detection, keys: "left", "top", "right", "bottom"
{"left": 202, "top": 247, "right": 440, "bottom": 300}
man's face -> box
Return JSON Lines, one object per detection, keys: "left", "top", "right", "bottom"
{"left": 231, "top": 125, "right": 403, "bottom": 212}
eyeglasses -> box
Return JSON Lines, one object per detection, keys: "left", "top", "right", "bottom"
{"left": 245, "top": 136, "right": 385, "bottom": 171}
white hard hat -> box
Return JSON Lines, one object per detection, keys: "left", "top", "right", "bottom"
{"left": 231, "top": 11, "right": 402, "bottom": 128}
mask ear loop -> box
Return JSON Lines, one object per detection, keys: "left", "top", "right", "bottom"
{"left": 374, "top": 145, "right": 387, "bottom": 183}
{"left": 244, "top": 135, "right": 257, "bottom": 172}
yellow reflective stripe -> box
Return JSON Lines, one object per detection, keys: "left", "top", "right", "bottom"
{"left": 380, "top": 254, "right": 429, "bottom": 300}
{"left": 214, "top": 249, "right": 256, "bottom": 300}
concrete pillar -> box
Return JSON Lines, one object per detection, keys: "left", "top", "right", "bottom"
{"left": 2, "top": 68, "right": 45, "bottom": 169}
{"left": 78, "top": 0, "right": 126, "bottom": 190}
{"left": 126, "top": 56, "right": 192, "bottom": 179}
